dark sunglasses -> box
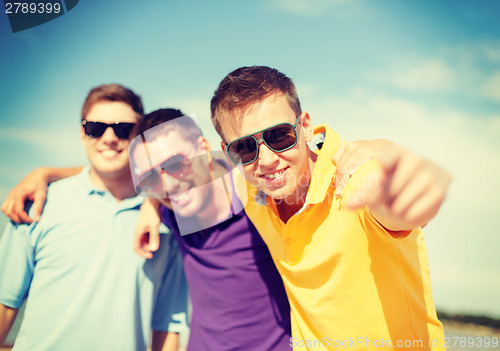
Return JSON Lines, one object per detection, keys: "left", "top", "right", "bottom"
{"left": 82, "top": 120, "right": 136, "bottom": 139}
{"left": 136, "top": 152, "right": 202, "bottom": 194}
{"left": 225, "top": 116, "right": 301, "bottom": 165}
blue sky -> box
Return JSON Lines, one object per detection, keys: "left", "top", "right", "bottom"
{"left": 1, "top": 0, "right": 499, "bottom": 318}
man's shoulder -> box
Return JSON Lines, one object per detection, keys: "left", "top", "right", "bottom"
{"left": 45, "top": 170, "right": 88, "bottom": 198}
{"left": 33, "top": 171, "right": 92, "bottom": 223}
{"left": 0, "top": 175, "right": 86, "bottom": 247}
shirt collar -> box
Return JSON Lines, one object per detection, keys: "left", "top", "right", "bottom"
{"left": 305, "top": 124, "right": 341, "bottom": 205}
{"left": 77, "top": 166, "right": 143, "bottom": 209}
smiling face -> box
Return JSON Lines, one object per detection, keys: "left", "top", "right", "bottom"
{"left": 132, "top": 129, "right": 214, "bottom": 218}
{"left": 221, "top": 93, "right": 315, "bottom": 205}
{"left": 81, "top": 101, "right": 139, "bottom": 183}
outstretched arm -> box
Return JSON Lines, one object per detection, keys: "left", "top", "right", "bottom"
{"left": 347, "top": 148, "right": 451, "bottom": 233}
{"left": 332, "top": 139, "right": 398, "bottom": 193}
{"left": 1, "top": 166, "right": 83, "bottom": 223}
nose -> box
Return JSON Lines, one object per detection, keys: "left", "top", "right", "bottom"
{"left": 256, "top": 140, "right": 279, "bottom": 167}
{"left": 100, "top": 126, "right": 119, "bottom": 143}
{"left": 161, "top": 171, "right": 181, "bottom": 193}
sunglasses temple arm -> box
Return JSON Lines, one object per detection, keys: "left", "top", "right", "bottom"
{"left": 140, "top": 134, "right": 156, "bottom": 170}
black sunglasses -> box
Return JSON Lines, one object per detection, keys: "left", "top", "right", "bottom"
{"left": 225, "top": 116, "right": 301, "bottom": 165}
{"left": 82, "top": 120, "right": 136, "bottom": 139}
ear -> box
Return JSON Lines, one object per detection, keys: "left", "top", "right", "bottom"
{"left": 300, "top": 112, "right": 314, "bottom": 142}
{"left": 220, "top": 140, "right": 226, "bottom": 153}
{"left": 80, "top": 126, "right": 87, "bottom": 145}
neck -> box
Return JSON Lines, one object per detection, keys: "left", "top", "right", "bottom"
{"left": 88, "top": 168, "right": 137, "bottom": 202}
{"left": 276, "top": 149, "right": 317, "bottom": 223}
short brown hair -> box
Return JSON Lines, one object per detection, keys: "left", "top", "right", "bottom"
{"left": 131, "top": 108, "right": 202, "bottom": 144}
{"left": 210, "top": 66, "right": 302, "bottom": 140}
{"left": 81, "top": 83, "right": 144, "bottom": 121}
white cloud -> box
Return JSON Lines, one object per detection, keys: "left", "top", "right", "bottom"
{"left": 266, "top": 0, "right": 366, "bottom": 17}
{"left": 484, "top": 46, "right": 500, "bottom": 63}
{"left": 372, "top": 42, "right": 500, "bottom": 102}
{"left": 482, "top": 72, "right": 500, "bottom": 101}
{"left": 0, "top": 127, "right": 80, "bottom": 152}
{"left": 474, "top": 42, "right": 500, "bottom": 64}
{"left": 0, "top": 127, "right": 87, "bottom": 181}
{"left": 383, "top": 59, "right": 456, "bottom": 92}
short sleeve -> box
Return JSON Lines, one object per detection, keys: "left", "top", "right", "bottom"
{"left": 0, "top": 221, "right": 37, "bottom": 309}
{"left": 151, "top": 234, "right": 189, "bottom": 333}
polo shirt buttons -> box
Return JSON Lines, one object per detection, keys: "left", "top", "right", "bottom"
{"left": 285, "top": 238, "right": 292, "bottom": 246}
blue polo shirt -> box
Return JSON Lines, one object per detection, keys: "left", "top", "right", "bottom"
{"left": 0, "top": 168, "right": 188, "bottom": 351}
{"left": 161, "top": 160, "right": 291, "bottom": 351}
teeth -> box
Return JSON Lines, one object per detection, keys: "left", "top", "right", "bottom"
{"left": 170, "top": 191, "right": 189, "bottom": 202}
{"left": 263, "top": 170, "right": 284, "bottom": 179}
{"left": 101, "top": 150, "right": 118, "bottom": 157}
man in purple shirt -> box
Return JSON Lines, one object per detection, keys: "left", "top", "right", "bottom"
{"left": 129, "top": 108, "right": 291, "bottom": 350}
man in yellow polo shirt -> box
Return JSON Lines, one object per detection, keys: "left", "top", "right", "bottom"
{"left": 210, "top": 66, "right": 451, "bottom": 350}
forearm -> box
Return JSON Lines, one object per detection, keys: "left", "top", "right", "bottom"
{"left": 151, "top": 331, "right": 179, "bottom": 351}
{"left": 144, "top": 198, "right": 161, "bottom": 214}
{"left": 0, "top": 304, "right": 18, "bottom": 346}
{"left": 133, "top": 198, "right": 163, "bottom": 258}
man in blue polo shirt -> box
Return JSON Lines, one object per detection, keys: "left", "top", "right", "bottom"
{"left": 0, "top": 85, "right": 188, "bottom": 351}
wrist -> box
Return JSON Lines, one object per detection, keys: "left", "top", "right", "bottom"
{"left": 33, "top": 167, "right": 52, "bottom": 183}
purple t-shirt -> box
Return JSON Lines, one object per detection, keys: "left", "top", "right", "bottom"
{"left": 161, "top": 164, "right": 291, "bottom": 351}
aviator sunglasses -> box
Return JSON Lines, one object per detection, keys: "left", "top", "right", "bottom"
{"left": 225, "top": 116, "right": 301, "bottom": 165}
{"left": 82, "top": 120, "right": 136, "bottom": 139}
{"left": 136, "top": 147, "right": 200, "bottom": 193}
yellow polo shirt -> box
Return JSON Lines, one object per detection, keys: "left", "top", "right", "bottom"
{"left": 236, "top": 125, "right": 446, "bottom": 350}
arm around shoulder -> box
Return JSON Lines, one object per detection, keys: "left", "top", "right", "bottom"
{"left": 1, "top": 166, "right": 84, "bottom": 224}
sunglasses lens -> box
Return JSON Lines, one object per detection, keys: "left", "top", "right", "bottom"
{"left": 227, "top": 123, "right": 297, "bottom": 165}
{"left": 84, "top": 122, "right": 107, "bottom": 138}
{"left": 83, "top": 121, "right": 136, "bottom": 139}
{"left": 264, "top": 124, "right": 296, "bottom": 151}
{"left": 112, "top": 123, "right": 136, "bottom": 139}
{"left": 137, "top": 170, "right": 161, "bottom": 192}
{"left": 161, "top": 154, "right": 191, "bottom": 176}
{"left": 227, "top": 137, "right": 257, "bottom": 165}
